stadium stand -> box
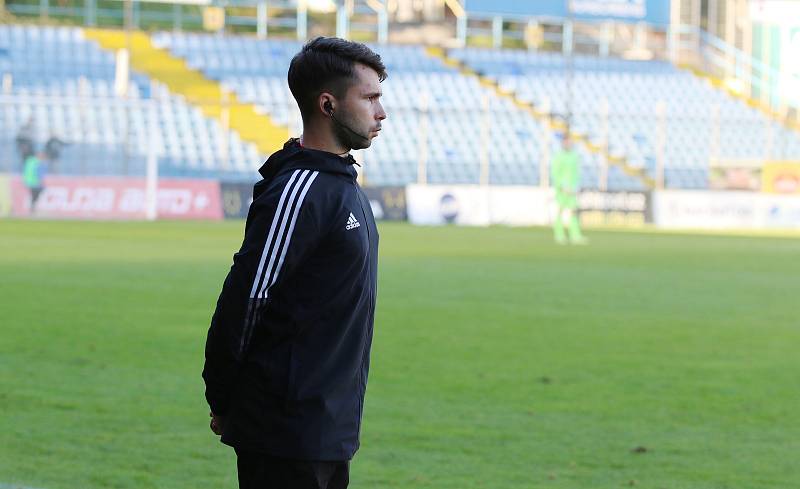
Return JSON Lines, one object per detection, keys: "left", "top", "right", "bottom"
{"left": 151, "top": 31, "right": 651, "bottom": 189}
{"left": 5, "top": 25, "right": 793, "bottom": 190}
{"left": 449, "top": 47, "right": 800, "bottom": 189}
{"left": 0, "top": 25, "right": 261, "bottom": 180}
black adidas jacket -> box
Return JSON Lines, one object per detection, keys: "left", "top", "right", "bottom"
{"left": 203, "top": 139, "right": 379, "bottom": 461}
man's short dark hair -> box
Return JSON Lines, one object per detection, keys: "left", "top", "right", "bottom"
{"left": 288, "top": 37, "right": 387, "bottom": 121}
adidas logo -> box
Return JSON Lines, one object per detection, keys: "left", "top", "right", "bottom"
{"left": 346, "top": 212, "right": 361, "bottom": 230}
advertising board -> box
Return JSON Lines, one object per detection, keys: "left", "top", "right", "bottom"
{"left": 363, "top": 186, "right": 408, "bottom": 221}
{"left": 578, "top": 191, "right": 650, "bottom": 227}
{"left": 464, "top": 0, "right": 670, "bottom": 24}
{"left": 406, "top": 185, "right": 553, "bottom": 226}
{"left": 761, "top": 162, "right": 800, "bottom": 194}
{"left": 653, "top": 190, "right": 800, "bottom": 229}
{"left": 8, "top": 176, "right": 223, "bottom": 220}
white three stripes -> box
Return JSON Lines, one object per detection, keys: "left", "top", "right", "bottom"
{"left": 240, "top": 169, "right": 319, "bottom": 353}
{"left": 248, "top": 169, "right": 302, "bottom": 299}
{"left": 261, "top": 171, "right": 319, "bottom": 299}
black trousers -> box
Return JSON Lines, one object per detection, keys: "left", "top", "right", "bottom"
{"left": 236, "top": 449, "right": 349, "bottom": 489}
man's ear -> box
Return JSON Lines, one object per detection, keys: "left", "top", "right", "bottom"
{"left": 319, "top": 93, "right": 335, "bottom": 117}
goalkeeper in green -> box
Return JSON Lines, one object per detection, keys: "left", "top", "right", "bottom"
{"left": 551, "top": 133, "right": 587, "bottom": 245}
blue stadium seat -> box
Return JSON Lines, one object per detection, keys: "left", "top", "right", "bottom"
{"left": 0, "top": 25, "right": 261, "bottom": 180}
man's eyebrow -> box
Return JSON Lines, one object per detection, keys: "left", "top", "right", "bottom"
{"left": 363, "top": 91, "right": 382, "bottom": 97}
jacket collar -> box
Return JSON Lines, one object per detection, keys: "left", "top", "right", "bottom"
{"left": 258, "top": 138, "right": 358, "bottom": 182}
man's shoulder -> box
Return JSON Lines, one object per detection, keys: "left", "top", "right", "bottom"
{"left": 251, "top": 169, "right": 348, "bottom": 212}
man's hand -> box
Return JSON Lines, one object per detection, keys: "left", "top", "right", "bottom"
{"left": 209, "top": 411, "right": 225, "bottom": 436}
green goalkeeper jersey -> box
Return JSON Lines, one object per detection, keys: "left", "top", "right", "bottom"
{"left": 552, "top": 149, "right": 580, "bottom": 207}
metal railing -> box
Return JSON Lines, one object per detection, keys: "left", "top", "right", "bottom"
{"left": 676, "top": 24, "right": 796, "bottom": 117}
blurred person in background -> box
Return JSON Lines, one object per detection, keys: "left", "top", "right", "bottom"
{"left": 23, "top": 152, "right": 45, "bottom": 211}
{"left": 44, "top": 134, "right": 69, "bottom": 174}
{"left": 203, "top": 36, "right": 387, "bottom": 489}
{"left": 15, "top": 117, "right": 36, "bottom": 168}
{"left": 552, "top": 131, "right": 588, "bottom": 245}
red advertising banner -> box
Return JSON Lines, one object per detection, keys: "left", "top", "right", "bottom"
{"left": 5, "top": 175, "right": 223, "bottom": 220}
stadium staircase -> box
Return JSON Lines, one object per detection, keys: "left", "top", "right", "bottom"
{"left": 683, "top": 65, "right": 800, "bottom": 137}
{"left": 424, "top": 46, "right": 656, "bottom": 189}
{"left": 83, "top": 28, "right": 289, "bottom": 155}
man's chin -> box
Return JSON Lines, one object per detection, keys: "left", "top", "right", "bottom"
{"left": 353, "top": 138, "right": 372, "bottom": 150}
{"left": 363, "top": 132, "right": 381, "bottom": 146}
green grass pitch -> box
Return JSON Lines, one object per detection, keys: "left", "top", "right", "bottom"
{"left": 1, "top": 220, "right": 798, "bottom": 489}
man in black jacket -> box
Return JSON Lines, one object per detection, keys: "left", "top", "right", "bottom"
{"left": 203, "top": 37, "right": 387, "bottom": 489}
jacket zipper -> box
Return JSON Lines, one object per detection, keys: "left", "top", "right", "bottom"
{"left": 354, "top": 183, "right": 374, "bottom": 425}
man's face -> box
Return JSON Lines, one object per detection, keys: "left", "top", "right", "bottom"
{"left": 332, "top": 63, "right": 386, "bottom": 151}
